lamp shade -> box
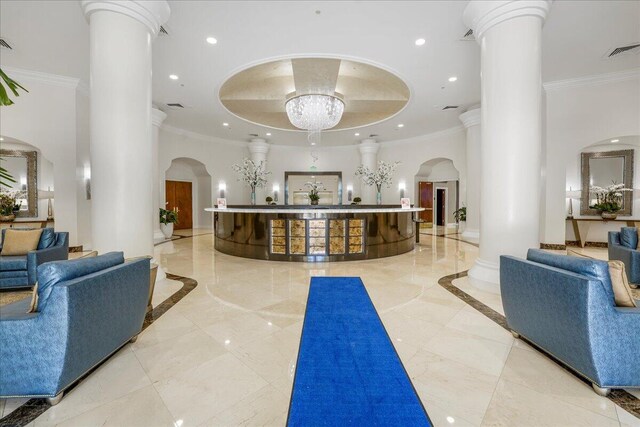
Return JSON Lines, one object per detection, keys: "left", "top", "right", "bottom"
{"left": 566, "top": 189, "right": 581, "bottom": 200}
{"left": 38, "top": 189, "right": 54, "bottom": 199}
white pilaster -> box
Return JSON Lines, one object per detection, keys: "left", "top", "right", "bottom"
{"left": 248, "top": 138, "right": 270, "bottom": 204}
{"left": 82, "top": 0, "right": 170, "bottom": 258}
{"left": 358, "top": 138, "right": 379, "bottom": 204}
{"left": 459, "top": 108, "right": 481, "bottom": 242}
{"left": 152, "top": 108, "right": 167, "bottom": 243}
{"left": 464, "top": 0, "right": 552, "bottom": 289}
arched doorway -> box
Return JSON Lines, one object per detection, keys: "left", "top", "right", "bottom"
{"left": 414, "top": 158, "right": 460, "bottom": 229}
{"left": 164, "top": 158, "right": 212, "bottom": 230}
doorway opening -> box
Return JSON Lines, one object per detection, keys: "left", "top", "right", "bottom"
{"left": 435, "top": 188, "right": 447, "bottom": 226}
{"left": 164, "top": 158, "right": 212, "bottom": 231}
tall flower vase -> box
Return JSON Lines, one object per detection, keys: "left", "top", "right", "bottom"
{"left": 250, "top": 191, "right": 256, "bottom": 206}
{"left": 376, "top": 191, "right": 382, "bottom": 205}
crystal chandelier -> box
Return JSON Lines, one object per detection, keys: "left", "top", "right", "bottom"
{"left": 285, "top": 93, "right": 345, "bottom": 131}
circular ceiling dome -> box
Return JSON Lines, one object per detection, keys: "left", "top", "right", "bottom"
{"left": 219, "top": 57, "right": 410, "bottom": 131}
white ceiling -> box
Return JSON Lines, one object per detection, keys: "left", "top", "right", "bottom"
{"left": 1, "top": 1, "right": 638, "bottom": 146}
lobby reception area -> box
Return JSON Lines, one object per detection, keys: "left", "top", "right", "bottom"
{"left": 0, "top": 1, "right": 639, "bottom": 426}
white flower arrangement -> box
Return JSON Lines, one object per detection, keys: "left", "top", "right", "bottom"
{"left": 355, "top": 160, "right": 400, "bottom": 192}
{"left": 589, "top": 182, "right": 631, "bottom": 213}
{"left": 232, "top": 158, "right": 271, "bottom": 192}
{"left": 304, "top": 181, "right": 324, "bottom": 198}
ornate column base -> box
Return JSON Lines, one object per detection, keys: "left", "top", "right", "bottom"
{"left": 468, "top": 258, "right": 500, "bottom": 294}
{"left": 461, "top": 229, "right": 479, "bottom": 242}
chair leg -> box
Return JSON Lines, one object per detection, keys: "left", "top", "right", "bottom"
{"left": 630, "top": 283, "right": 638, "bottom": 289}
{"left": 46, "top": 391, "right": 64, "bottom": 406}
{"left": 511, "top": 330, "right": 520, "bottom": 339}
{"left": 129, "top": 334, "right": 138, "bottom": 343}
{"left": 592, "top": 383, "right": 611, "bottom": 397}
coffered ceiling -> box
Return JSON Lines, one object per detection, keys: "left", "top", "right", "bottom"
{"left": 0, "top": 1, "right": 638, "bottom": 146}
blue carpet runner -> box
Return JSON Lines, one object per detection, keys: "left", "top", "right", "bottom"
{"left": 287, "top": 277, "right": 431, "bottom": 426}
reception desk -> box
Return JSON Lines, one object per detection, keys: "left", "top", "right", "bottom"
{"left": 206, "top": 205, "right": 424, "bottom": 262}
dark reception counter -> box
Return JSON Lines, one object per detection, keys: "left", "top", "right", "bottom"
{"left": 205, "top": 205, "right": 424, "bottom": 262}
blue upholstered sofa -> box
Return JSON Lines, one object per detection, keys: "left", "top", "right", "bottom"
{"left": 500, "top": 249, "right": 640, "bottom": 396}
{"left": 609, "top": 227, "right": 640, "bottom": 288}
{"left": 0, "top": 228, "right": 69, "bottom": 289}
{"left": 0, "top": 252, "right": 150, "bottom": 404}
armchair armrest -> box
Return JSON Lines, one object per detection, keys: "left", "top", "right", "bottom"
{"left": 27, "top": 245, "right": 69, "bottom": 285}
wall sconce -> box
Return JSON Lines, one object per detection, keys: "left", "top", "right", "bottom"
{"left": 20, "top": 176, "right": 27, "bottom": 191}
{"left": 398, "top": 181, "right": 406, "bottom": 199}
{"left": 83, "top": 166, "right": 91, "bottom": 200}
{"left": 347, "top": 184, "right": 353, "bottom": 202}
{"left": 218, "top": 181, "right": 226, "bottom": 198}
{"left": 273, "top": 183, "right": 280, "bottom": 202}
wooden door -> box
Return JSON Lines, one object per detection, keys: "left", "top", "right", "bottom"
{"left": 418, "top": 182, "right": 433, "bottom": 224}
{"left": 165, "top": 180, "right": 193, "bottom": 230}
{"left": 436, "top": 188, "right": 446, "bottom": 226}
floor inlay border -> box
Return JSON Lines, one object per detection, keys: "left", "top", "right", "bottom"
{"left": 0, "top": 273, "right": 198, "bottom": 427}
{"left": 438, "top": 270, "right": 640, "bottom": 419}
{"left": 154, "top": 232, "right": 213, "bottom": 246}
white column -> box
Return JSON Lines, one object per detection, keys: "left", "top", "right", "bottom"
{"left": 152, "top": 108, "right": 167, "bottom": 243}
{"left": 464, "top": 0, "right": 551, "bottom": 288}
{"left": 459, "top": 107, "right": 481, "bottom": 242}
{"left": 82, "top": 0, "right": 170, "bottom": 258}
{"left": 358, "top": 138, "right": 379, "bottom": 204}
{"left": 248, "top": 138, "right": 270, "bottom": 204}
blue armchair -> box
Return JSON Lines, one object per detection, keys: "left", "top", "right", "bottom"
{"left": 609, "top": 227, "right": 640, "bottom": 288}
{"left": 0, "top": 228, "right": 69, "bottom": 289}
{"left": 0, "top": 252, "right": 150, "bottom": 404}
{"left": 500, "top": 249, "right": 640, "bottom": 396}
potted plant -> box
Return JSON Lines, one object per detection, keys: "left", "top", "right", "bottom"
{"left": 159, "top": 208, "right": 178, "bottom": 238}
{"left": 232, "top": 158, "right": 271, "bottom": 205}
{"left": 355, "top": 160, "right": 400, "bottom": 205}
{"left": 305, "top": 181, "right": 324, "bottom": 206}
{"left": 0, "top": 69, "right": 27, "bottom": 187}
{"left": 0, "top": 191, "right": 18, "bottom": 222}
{"left": 453, "top": 206, "right": 466, "bottom": 232}
{"left": 589, "top": 182, "right": 631, "bottom": 220}
{"left": 352, "top": 197, "right": 362, "bottom": 205}
{"left": 265, "top": 196, "right": 276, "bottom": 205}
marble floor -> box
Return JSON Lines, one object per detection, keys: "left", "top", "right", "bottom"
{"left": 1, "top": 231, "right": 638, "bottom": 426}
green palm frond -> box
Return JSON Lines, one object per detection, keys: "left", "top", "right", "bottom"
{"left": 0, "top": 68, "right": 28, "bottom": 106}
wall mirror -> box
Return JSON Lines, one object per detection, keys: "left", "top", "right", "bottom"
{"left": 285, "top": 171, "right": 342, "bottom": 205}
{"left": 0, "top": 149, "right": 38, "bottom": 217}
{"left": 580, "top": 149, "right": 633, "bottom": 216}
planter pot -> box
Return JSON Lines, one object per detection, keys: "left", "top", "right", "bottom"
{"left": 458, "top": 221, "right": 466, "bottom": 233}
{"left": 310, "top": 200, "right": 319, "bottom": 205}
{"left": 250, "top": 191, "right": 256, "bottom": 206}
{"left": 601, "top": 211, "right": 617, "bottom": 220}
{"left": 160, "top": 222, "right": 174, "bottom": 238}
{"left": 376, "top": 192, "right": 382, "bottom": 205}
{"left": 0, "top": 214, "right": 16, "bottom": 222}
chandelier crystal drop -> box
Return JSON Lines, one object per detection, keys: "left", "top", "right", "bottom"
{"left": 285, "top": 94, "right": 345, "bottom": 131}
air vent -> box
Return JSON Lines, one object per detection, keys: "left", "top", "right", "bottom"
{"left": 607, "top": 43, "right": 640, "bottom": 58}
{"left": 369, "top": 134, "right": 378, "bottom": 138}
{"left": 159, "top": 25, "right": 169, "bottom": 36}
{"left": 166, "top": 103, "right": 184, "bottom": 108}
{"left": 442, "top": 105, "right": 459, "bottom": 110}
{"left": 249, "top": 133, "right": 259, "bottom": 137}
{"left": 0, "top": 38, "right": 13, "bottom": 50}
{"left": 460, "top": 29, "right": 474, "bottom": 41}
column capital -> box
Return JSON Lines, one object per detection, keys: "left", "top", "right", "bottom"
{"left": 463, "top": 0, "right": 552, "bottom": 42}
{"left": 358, "top": 138, "right": 379, "bottom": 155}
{"left": 459, "top": 108, "right": 481, "bottom": 128}
{"left": 81, "top": 0, "right": 170, "bottom": 37}
{"left": 152, "top": 107, "right": 167, "bottom": 127}
{"left": 248, "top": 138, "right": 270, "bottom": 155}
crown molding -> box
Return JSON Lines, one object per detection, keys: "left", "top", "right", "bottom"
{"left": 543, "top": 68, "right": 640, "bottom": 92}
{"left": 160, "top": 124, "right": 248, "bottom": 147}
{"left": 459, "top": 108, "right": 481, "bottom": 128}
{"left": 1, "top": 66, "right": 81, "bottom": 89}
{"left": 378, "top": 125, "right": 465, "bottom": 147}
{"left": 463, "top": 0, "right": 552, "bottom": 42}
{"left": 152, "top": 108, "right": 168, "bottom": 127}
{"left": 81, "top": 0, "right": 170, "bottom": 37}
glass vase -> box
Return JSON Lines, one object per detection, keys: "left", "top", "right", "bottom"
{"left": 376, "top": 191, "right": 382, "bottom": 205}
{"left": 250, "top": 191, "right": 256, "bottom": 206}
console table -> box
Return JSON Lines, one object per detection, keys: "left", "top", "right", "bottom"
{"left": 567, "top": 218, "right": 638, "bottom": 247}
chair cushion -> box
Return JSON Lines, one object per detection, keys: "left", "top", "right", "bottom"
{"left": 527, "top": 249, "right": 615, "bottom": 303}
{"left": 608, "top": 260, "right": 637, "bottom": 308}
{"left": 620, "top": 227, "right": 638, "bottom": 249}
{"left": 35, "top": 251, "right": 125, "bottom": 311}
{"left": 0, "top": 255, "right": 28, "bottom": 271}
{"left": 0, "top": 229, "right": 43, "bottom": 256}
{"left": 37, "top": 228, "right": 56, "bottom": 249}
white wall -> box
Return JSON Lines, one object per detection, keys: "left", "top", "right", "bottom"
{"left": 0, "top": 69, "right": 89, "bottom": 246}
{"left": 542, "top": 74, "right": 640, "bottom": 244}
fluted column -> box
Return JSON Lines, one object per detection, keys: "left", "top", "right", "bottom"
{"left": 464, "top": 0, "right": 551, "bottom": 289}
{"left": 459, "top": 107, "right": 481, "bottom": 242}
{"left": 152, "top": 108, "right": 167, "bottom": 243}
{"left": 82, "top": 0, "right": 170, "bottom": 257}
{"left": 358, "top": 139, "right": 379, "bottom": 204}
{"left": 248, "top": 138, "right": 270, "bottom": 204}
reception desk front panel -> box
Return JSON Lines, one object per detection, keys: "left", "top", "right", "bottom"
{"left": 208, "top": 206, "right": 423, "bottom": 262}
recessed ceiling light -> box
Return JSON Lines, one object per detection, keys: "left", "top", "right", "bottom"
{"left": 354, "top": 133, "right": 360, "bottom": 136}
{"left": 415, "top": 38, "right": 426, "bottom": 46}
{"left": 448, "top": 76, "right": 458, "bottom": 82}
{"left": 169, "top": 74, "right": 179, "bottom": 80}
{"left": 397, "top": 124, "right": 404, "bottom": 128}
{"left": 311, "top": 142, "right": 316, "bottom": 145}
{"left": 266, "top": 132, "right": 271, "bottom": 136}
{"left": 611, "top": 139, "right": 619, "bottom": 143}
{"left": 206, "top": 37, "right": 217, "bottom": 45}
{"left": 222, "top": 122, "right": 229, "bottom": 127}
